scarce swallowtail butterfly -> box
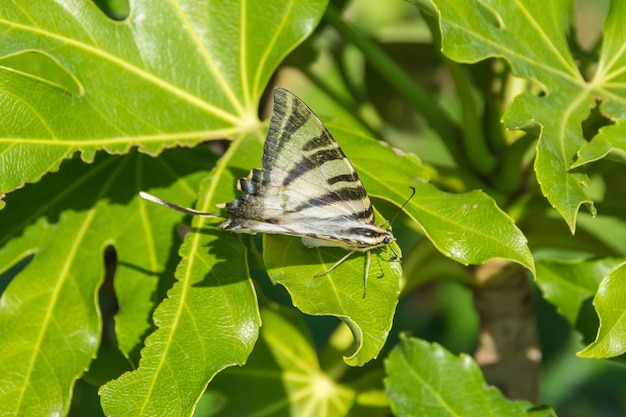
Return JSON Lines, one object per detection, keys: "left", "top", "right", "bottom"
{"left": 140, "top": 87, "right": 397, "bottom": 297}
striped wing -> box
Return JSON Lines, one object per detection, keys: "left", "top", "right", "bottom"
{"left": 222, "top": 88, "right": 385, "bottom": 249}
{"left": 263, "top": 88, "right": 373, "bottom": 222}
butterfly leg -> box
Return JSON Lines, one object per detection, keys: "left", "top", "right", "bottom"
{"left": 314, "top": 250, "right": 356, "bottom": 278}
{"left": 378, "top": 246, "right": 400, "bottom": 262}
{"left": 314, "top": 251, "right": 371, "bottom": 299}
{"left": 362, "top": 250, "right": 371, "bottom": 299}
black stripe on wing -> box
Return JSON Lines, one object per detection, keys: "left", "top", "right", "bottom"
{"left": 327, "top": 174, "right": 358, "bottom": 185}
{"left": 302, "top": 132, "right": 332, "bottom": 152}
{"left": 263, "top": 88, "right": 309, "bottom": 170}
{"left": 291, "top": 187, "right": 374, "bottom": 222}
{"left": 282, "top": 148, "right": 349, "bottom": 186}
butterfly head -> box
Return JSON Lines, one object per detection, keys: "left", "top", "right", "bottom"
{"left": 348, "top": 225, "right": 395, "bottom": 251}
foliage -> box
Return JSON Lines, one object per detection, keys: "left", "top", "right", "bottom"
{"left": 384, "top": 337, "right": 532, "bottom": 417}
{"left": 0, "top": 0, "right": 625, "bottom": 416}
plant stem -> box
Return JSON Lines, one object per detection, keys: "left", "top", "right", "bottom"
{"left": 445, "top": 59, "right": 497, "bottom": 175}
{"left": 324, "top": 5, "right": 468, "bottom": 170}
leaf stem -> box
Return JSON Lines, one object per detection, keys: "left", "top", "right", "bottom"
{"left": 492, "top": 133, "right": 535, "bottom": 195}
{"left": 419, "top": 12, "right": 500, "bottom": 179}
{"left": 444, "top": 59, "right": 497, "bottom": 175}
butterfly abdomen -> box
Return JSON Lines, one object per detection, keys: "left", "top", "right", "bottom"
{"left": 220, "top": 168, "right": 268, "bottom": 219}
{"left": 301, "top": 225, "right": 393, "bottom": 251}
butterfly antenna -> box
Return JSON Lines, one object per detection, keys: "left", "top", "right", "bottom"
{"left": 383, "top": 186, "right": 416, "bottom": 229}
{"left": 139, "top": 192, "right": 223, "bottom": 218}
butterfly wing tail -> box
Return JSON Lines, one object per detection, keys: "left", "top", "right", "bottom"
{"left": 139, "top": 192, "right": 222, "bottom": 218}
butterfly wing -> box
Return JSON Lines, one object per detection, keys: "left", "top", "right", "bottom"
{"left": 222, "top": 88, "right": 390, "bottom": 250}
{"left": 262, "top": 88, "right": 373, "bottom": 222}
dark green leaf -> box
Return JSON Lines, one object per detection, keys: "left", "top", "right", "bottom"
{"left": 536, "top": 257, "right": 623, "bottom": 326}
{"left": 262, "top": 124, "right": 533, "bottom": 366}
{"left": 385, "top": 336, "right": 534, "bottom": 417}
{"left": 578, "top": 261, "right": 626, "bottom": 358}
{"left": 573, "top": 120, "right": 626, "bottom": 167}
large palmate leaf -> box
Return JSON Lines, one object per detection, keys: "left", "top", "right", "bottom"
{"left": 414, "top": 0, "right": 626, "bottom": 232}
{"left": 0, "top": 0, "right": 326, "bottom": 196}
{"left": 0, "top": 147, "right": 217, "bottom": 416}
{"left": 0, "top": 1, "right": 328, "bottom": 416}
{"left": 100, "top": 134, "right": 263, "bottom": 416}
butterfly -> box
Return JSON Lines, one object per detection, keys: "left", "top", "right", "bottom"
{"left": 140, "top": 87, "right": 401, "bottom": 297}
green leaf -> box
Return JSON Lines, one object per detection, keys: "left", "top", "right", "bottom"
{"left": 115, "top": 149, "right": 221, "bottom": 359}
{"left": 260, "top": 124, "right": 533, "bottom": 366}
{"left": 100, "top": 133, "right": 263, "bottom": 416}
{"left": 536, "top": 257, "right": 623, "bottom": 326}
{"left": 101, "top": 228, "right": 260, "bottom": 416}
{"left": 0, "top": 0, "right": 328, "bottom": 196}
{"left": 406, "top": 184, "right": 535, "bottom": 273}
{"left": 0, "top": 147, "right": 211, "bottom": 416}
{"left": 573, "top": 120, "right": 626, "bottom": 167}
{"left": 416, "top": 0, "right": 610, "bottom": 231}
{"left": 208, "top": 305, "right": 356, "bottom": 417}
{"left": 527, "top": 407, "right": 559, "bottom": 417}
{"left": 578, "top": 262, "right": 626, "bottom": 358}
{"left": 1, "top": 1, "right": 329, "bottom": 414}
{"left": 263, "top": 125, "right": 424, "bottom": 367}
{"left": 329, "top": 125, "right": 534, "bottom": 275}
{"left": 265, "top": 233, "right": 401, "bottom": 368}
{"left": 384, "top": 336, "right": 534, "bottom": 417}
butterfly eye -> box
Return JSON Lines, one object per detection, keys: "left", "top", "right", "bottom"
{"left": 352, "top": 228, "right": 375, "bottom": 237}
